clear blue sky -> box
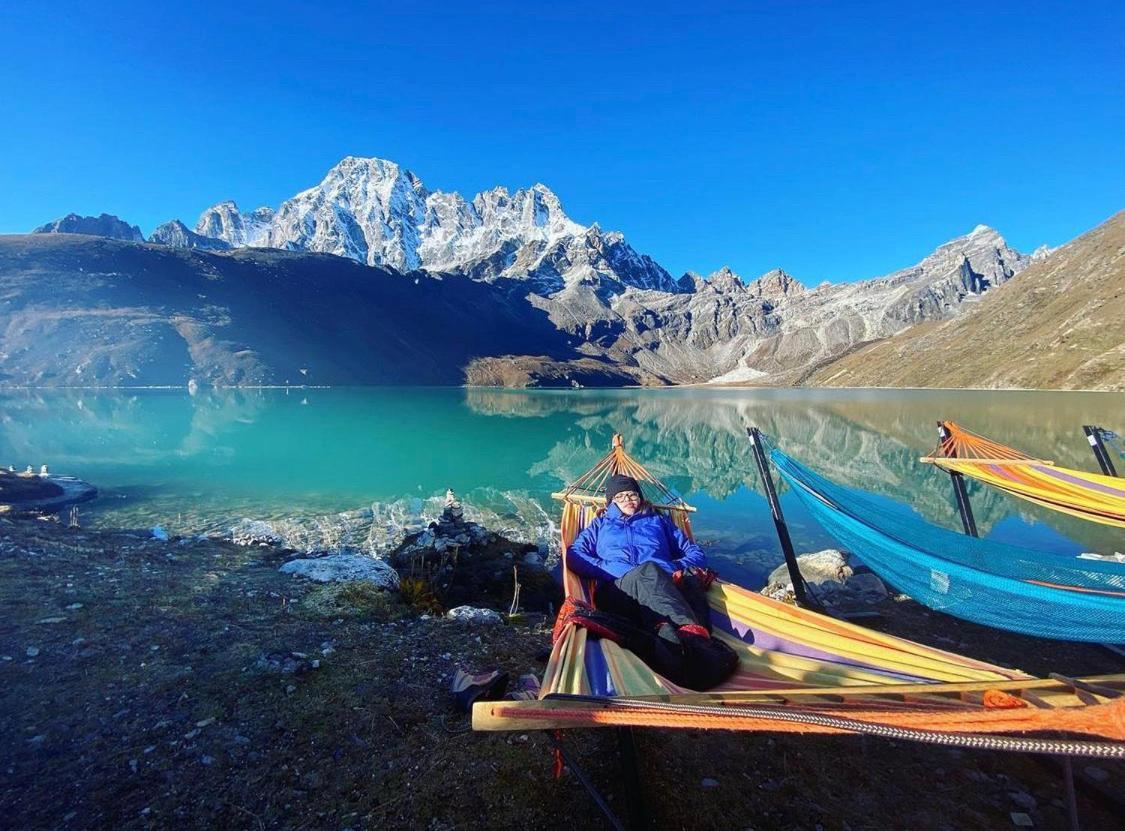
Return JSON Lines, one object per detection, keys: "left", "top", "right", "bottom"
{"left": 2, "top": 1, "right": 1122, "bottom": 283}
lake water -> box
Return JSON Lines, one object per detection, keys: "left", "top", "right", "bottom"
{"left": 1, "top": 387, "right": 1121, "bottom": 588}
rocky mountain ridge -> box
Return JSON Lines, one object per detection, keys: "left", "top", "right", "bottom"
{"left": 18, "top": 156, "right": 1080, "bottom": 388}
{"left": 181, "top": 156, "right": 683, "bottom": 295}
{"left": 805, "top": 211, "right": 1125, "bottom": 391}
{"left": 33, "top": 213, "right": 143, "bottom": 242}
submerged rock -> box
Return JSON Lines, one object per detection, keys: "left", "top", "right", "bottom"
{"left": 762, "top": 549, "right": 888, "bottom": 613}
{"left": 231, "top": 519, "right": 283, "bottom": 547}
{"left": 279, "top": 553, "right": 399, "bottom": 590}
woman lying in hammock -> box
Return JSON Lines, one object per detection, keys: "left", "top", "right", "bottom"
{"left": 559, "top": 474, "right": 738, "bottom": 690}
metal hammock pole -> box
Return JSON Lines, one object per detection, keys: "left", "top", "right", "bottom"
{"left": 937, "top": 422, "right": 979, "bottom": 537}
{"left": 747, "top": 427, "right": 813, "bottom": 608}
{"left": 1084, "top": 425, "right": 1118, "bottom": 477}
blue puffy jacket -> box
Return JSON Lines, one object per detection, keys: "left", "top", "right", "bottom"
{"left": 566, "top": 503, "right": 707, "bottom": 582}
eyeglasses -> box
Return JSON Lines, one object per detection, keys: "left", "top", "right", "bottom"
{"left": 612, "top": 491, "right": 641, "bottom": 503}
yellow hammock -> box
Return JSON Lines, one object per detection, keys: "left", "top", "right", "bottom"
{"left": 922, "top": 421, "right": 1125, "bottom": 528}
{"left": 474, "top": 436, "right": 1125, "bottom": 749}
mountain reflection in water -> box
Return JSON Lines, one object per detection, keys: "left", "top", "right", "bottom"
{"left": 1, "top": 387, "right": 1120, "bottom": 586}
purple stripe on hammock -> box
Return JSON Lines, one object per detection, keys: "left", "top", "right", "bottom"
{"left": 1034, "top": 465, "right": 1125, "bottom": 498}
{"left": 711, "top": 615, "right": 933, "bottom": 685}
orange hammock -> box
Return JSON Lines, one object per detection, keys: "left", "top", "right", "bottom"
{"left": 474, "top": 435, "right": 1125, "bottom": 755}
{"left": 922, "top": 421, "right": 1125, "bottom": 528}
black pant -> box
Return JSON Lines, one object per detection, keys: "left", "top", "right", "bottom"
{"left": 592, "top": 562, "right": 733, "bottom": 690}
{"left": 594, "top": 561, "right": 711, "bottom": 633}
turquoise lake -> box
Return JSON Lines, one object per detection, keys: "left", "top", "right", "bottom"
{"left": 1, "top": 387, "right": 1121, "bottom": 588}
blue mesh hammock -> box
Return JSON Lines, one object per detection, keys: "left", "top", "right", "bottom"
{"left": 768, "top": 443, "right": 1125, "bottom": 643}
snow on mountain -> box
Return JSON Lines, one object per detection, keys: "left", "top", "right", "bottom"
{"left": 196, "top": 201, "right": 274, "bottom": 247}
{"left": 173, "top": 156, "right": 682, "bottom": 294}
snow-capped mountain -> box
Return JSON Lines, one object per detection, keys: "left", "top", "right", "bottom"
{"left": 171, "top": 156, "right": 683, "bottom": 294}
{"left": 196, "top": 201, "right": 274, "bottom": 247}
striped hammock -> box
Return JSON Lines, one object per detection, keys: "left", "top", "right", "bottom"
{"left": 473, "top": 435, "right": 1125, "bottom": 750}
{"left": 923, "top": 421, "right": 1125, "bottom": 528}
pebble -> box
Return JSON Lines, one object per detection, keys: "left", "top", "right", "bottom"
{"left": 26, "top": 646, "right": 39, "bottom": 657}
{"left": 1009, "top": 792, "right": 1036, "bottom": 811}
{"left": 67, "top": 603, "right": 84, "bottom": 610}
{"left": 701, "top": 778, "right": 719, "bottom": 789}
{"left": 1082, "top": 765, "right": 1109, "bottom": 783}
{"left": 1010, "top": 813, "right": 1033, "bottom": 828}
{"left": 195, "top": 717, "right": 215, "bottom": 728}
{"left": 184, "top": 729, "right": 201, "bottom": 740}
{"left": 200, "top": 755, "right": 214, "bottom": 766}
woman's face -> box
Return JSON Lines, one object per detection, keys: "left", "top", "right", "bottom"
{"left": 612, "top": 490, "right": 642, "bottom": 517}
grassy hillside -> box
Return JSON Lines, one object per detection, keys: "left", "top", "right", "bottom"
{"left": 806, "top": 212, "right": 1125, "bottom": 391}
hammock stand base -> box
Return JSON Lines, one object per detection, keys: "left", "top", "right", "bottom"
{"left": 544, "top": 728, "right": 642, "bottom": 831}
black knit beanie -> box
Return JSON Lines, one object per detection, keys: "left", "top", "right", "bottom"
{"left": 605, "top": 474, "right": 643, "bottom": 503}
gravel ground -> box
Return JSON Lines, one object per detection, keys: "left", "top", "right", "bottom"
{"left": 1, "top": 517, "right": 1121, "bottom": 830}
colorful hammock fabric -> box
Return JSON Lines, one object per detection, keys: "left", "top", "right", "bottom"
{"left": 771, "top": 442, "right": 1125, "bottom": 642}
{"left": 923, "top": 421, "right": 1125, "bottom": 528}
{"left": 473, "top": 435, "right": 1125, "bottom": 750}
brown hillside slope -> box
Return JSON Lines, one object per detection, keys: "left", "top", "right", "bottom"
{"left": 806, "top": 211, "right": 1125, "bottom": 391}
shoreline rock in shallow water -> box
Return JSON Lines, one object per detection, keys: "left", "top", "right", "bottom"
{"left": 762, "top": 548, "right": 888, "bottom": 613}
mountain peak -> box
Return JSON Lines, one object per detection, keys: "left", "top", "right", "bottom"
{"left": 748, "top": 268, "right": 806, "bottom": 301}
{"left": 32, "top": 212, "right": 144, "bottom": 242}
{"left": 150, "top": 219, "right": 231, "bottom": 251}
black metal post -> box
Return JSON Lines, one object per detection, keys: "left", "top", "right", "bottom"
{"left": 747, "top": 427, "right": 813, "bottom": 607}
{"left": 616, "top": 728, "right": 648, "bottom": 831}
{"left": 544, "top": 732, "right": 626, "bottom": 831}
{"left": 936, "top": 422, "right": 979, "bottom": 537}
{"left": 1084, "top": 425, "right": 1118, "bottom": 477}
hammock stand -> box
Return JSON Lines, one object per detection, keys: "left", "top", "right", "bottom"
{"left": 473, "top": 434, "right": 1125, "bottom": 829}
{"left": 1084, "top": 426, "right": 1120, "bottom": 478}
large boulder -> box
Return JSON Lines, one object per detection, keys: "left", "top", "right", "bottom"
{"left": 279, "top": 553, "right": 399, "bottom": 590}
{"left": 762, "top": 549, "right": 888, "bottom": 613}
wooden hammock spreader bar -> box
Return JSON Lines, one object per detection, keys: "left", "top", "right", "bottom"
{"left": 557, "top": 433, "right": 692, "bottom": 511}
{"left": 550, "top": 491, "right": 697, "bottom": 512}
{"left": 474, "top": 674, "right": 1125, "bottom": 732}
{"left": 920, "top": 456, "right": 1056, "bottom": 466}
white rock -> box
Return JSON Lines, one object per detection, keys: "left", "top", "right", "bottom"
{"left": 231, "top": 519, "right": 283, "bottom": 547}
{"left": 445, "top": 606, "right": 502, "bottom": 626}
{"left": 151, "top": 526, "right": 169, "bottom": 541}
{"left": 279, "top": 554, "right": 399, "bottom": 590}
{"left": 763, "top": 549, "right": 888, "bottom": 610}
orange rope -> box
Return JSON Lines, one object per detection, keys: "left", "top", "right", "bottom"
{"left": 488, "top": 698, "right": 1125, "bottom": 740}
{"left": 934, "top": 421, "right": 1036, "bottom": 461}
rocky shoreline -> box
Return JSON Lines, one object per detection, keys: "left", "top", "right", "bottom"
{"left": 1, "top": 509, "right": 1122, "bottom": 830}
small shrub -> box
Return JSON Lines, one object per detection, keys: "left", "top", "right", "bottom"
{"left": 299, "top": 580, "right": 410, "bottom": 621}
{"left": 398, "top": 576, "right": 443, "bottom": 614}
